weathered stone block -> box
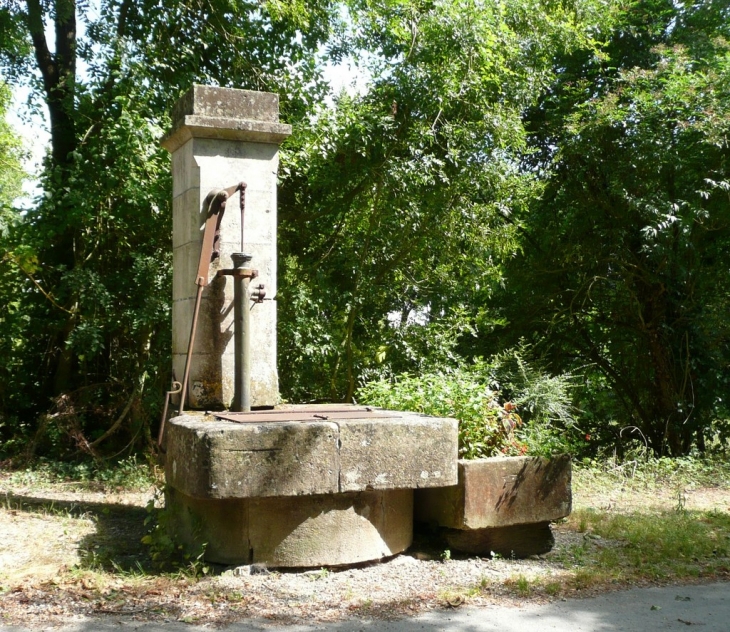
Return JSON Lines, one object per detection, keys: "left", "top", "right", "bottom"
{"left": 338, "top": 415, "right": 458, "bottom": 492}
{"left": 166, "top": 486, "right": 413, "bottom": 567}
{"left": 166, "top": 415, "right": 340, "bottom": 498}
{"left": 172, "top": 85, "right": 281, "bottom": 123}
{"left": 164, "top": 408, "right": 459, "bottom": 498}
{"left": 162, "top": 85, "right": 292, "bottom": 152}
{"left": 414, "top": 455, "right": 572, "bottom": 529}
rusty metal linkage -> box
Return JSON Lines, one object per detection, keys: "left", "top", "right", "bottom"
{"left": 158, "top": 379, "right": 182, "bottom": 449}
{"left": 177, "top": 183, "right": 246, "bottom": 416}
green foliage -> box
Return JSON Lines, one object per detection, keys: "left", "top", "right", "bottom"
{"left": 1, "top": 0, "right": 727, "bottom": 462}
{"left": 279, "top": 0, "right": 605, "bottom": 403}
{"left": 478, "top": 346, "right": 581, "bottom": 455}
{"left": 0, "top": 0, "right": 337, "bottom": 459}
{"left": 491, "top": 0, "right": 730, "bottom": 455}
{"left": 0, "top": 77, "right": 173, "bottom": 459}
{"left": 0, "top": 84, "right": 25, "bottom": 215}
{"left": 359, "top": 367, "right": 525, "bottom": 458}
{"left": 142, "top": 487, "right": 209, "bottom": 577}
{"left": 5, "top": 456, "right": 157, "bottom": 491}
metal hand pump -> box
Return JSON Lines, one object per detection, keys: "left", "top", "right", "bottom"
{"left": 178, "top": 182, "right": 245, "bottom": 415}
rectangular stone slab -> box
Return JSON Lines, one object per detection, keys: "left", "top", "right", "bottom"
{"left": 414, "top": 455, "right": 572, "bottom": 529}
{"left": 338, "top": 416, "right": 458, "bottom": 492}
{"left": 165, "top": 407, "right": 458, "bottom": 499}
{"left": 166, "top": 415, "right": 340, "bottom": 498}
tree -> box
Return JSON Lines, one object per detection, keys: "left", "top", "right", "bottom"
{"left": 0, "top": 83, "right": 25, "bottom": 213}
{"left": 493, "top": 0, "right": 730, "bottom": 455}
{"left": 0, "top": 85, "right": 27, "bottom": 455}
{"left": 278, "top": 0, "right": 606, "bottom": 402}
{"left": 0, "top": 0, "right": 335, "bottom": 459}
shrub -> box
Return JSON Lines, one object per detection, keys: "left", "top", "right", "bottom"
{"left": 358, "top": 368, "right": 525, "bottom": 458}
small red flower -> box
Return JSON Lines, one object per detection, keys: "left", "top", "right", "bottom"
{"left": 585, "top": 434, "right": 591, "bottom": 441}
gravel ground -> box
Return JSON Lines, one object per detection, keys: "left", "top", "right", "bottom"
{"left": 1, "top": 472, "right": 728, "bottom": 628}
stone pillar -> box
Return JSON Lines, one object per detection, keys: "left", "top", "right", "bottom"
{"left": 162, "top": 85, "right": 291, "bottom": 409}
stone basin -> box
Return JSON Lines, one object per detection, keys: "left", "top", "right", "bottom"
{"left": 414, "top": 455, "right": 572, "bottom": 558}
{"left": 164, "top": 405, "right": 458, "bottom": 567}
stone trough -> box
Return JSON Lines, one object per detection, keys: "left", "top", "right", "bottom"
{"left": 415, "top": 455, "right": 572, "bottom": 558}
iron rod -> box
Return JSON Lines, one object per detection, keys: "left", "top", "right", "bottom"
{"left": 178, "top": 281, "right": 205, "bottom": 415}
{"left": 231, "top": 253, "right": 253, "bottom": 412}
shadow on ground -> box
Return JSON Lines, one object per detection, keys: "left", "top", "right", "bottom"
{"left": 1, "top": 581, "right": 729, "bottom": 632}
{"left": 3, "top": 492, "right": 152, "bottom": 573}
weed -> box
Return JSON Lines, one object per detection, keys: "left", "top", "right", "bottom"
{"left": 504, "top": 574, "right": 532, "bottom": 597}
{"left": 141, "top": 486, "right": 209, "bottom": 577}
{"left": 464, "top": 580, "right": 487, "bottom": 598}
{"left": 545, "top": 581, "right": 561, "bottom": 596}
{"left": 675, "top": 487, "right": 688, "bottom": 512}
{"left": 515, "top": 575, "right": 530, "bottom": 596}
{"left": 441, "top": 549, "right": 451, "bottom": 561}
{"left": 308, "top": 567, "right": 330, "bottom": 580}
{"left": 572, "top": 568, "right": 598, "bottom": 590}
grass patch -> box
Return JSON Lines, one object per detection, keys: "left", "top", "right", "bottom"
{"left": 3, "top": 456, "right": 158, "bottom": 491}
{"left": 504, "top": 574, "right": 532, "bottom": 597}
{"left": 574, "top": 454, "right": 730, "bottom": 495}
{"left": 571, "top": 507, "right": 730, "bottom": 579}
{"left": 503, "top": 507, "right": 730, "bottom": 597}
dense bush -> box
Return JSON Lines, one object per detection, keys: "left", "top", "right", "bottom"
{"left": 359, "top": 367, "right": 524, "bottom": 458}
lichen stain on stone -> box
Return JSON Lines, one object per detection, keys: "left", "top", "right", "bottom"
{"left": 191, "top": 378, "right": 222, "bottom": 408}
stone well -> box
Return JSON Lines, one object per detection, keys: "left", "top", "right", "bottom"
{"left": 160, "top": 84, "right": 570, "bottom": 568}
{"left": 164, "top": 405, "right": 457, "bottom": 566}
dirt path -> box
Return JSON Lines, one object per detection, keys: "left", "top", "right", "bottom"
{"left": 1, "top": 470, "right": 729, "bottom": 628}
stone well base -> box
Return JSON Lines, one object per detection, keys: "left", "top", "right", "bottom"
{"left": 166, "top": 487, "right": 413, "bottom": 567}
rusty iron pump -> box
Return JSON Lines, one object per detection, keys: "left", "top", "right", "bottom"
{"left": 158, "top": 182, "right": 265, "bottom": 448}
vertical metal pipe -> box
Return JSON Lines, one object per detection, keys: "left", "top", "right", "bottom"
{"left": 231, "top": 253, "right": 252, "bottom": 412}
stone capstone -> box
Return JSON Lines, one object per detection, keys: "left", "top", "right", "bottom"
{"left": 165, "top": 409, "right": 459, "bottom": 499}
{"left": 162, "top": 85, "right": 292, "bottom": 152}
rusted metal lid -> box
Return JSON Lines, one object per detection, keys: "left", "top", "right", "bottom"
{"left": 212, "top": 405, "right": 399, "bottom": 424}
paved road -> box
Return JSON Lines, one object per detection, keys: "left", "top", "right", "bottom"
{"left": 2, "top": 582, "right": 728, "bottom": 632}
